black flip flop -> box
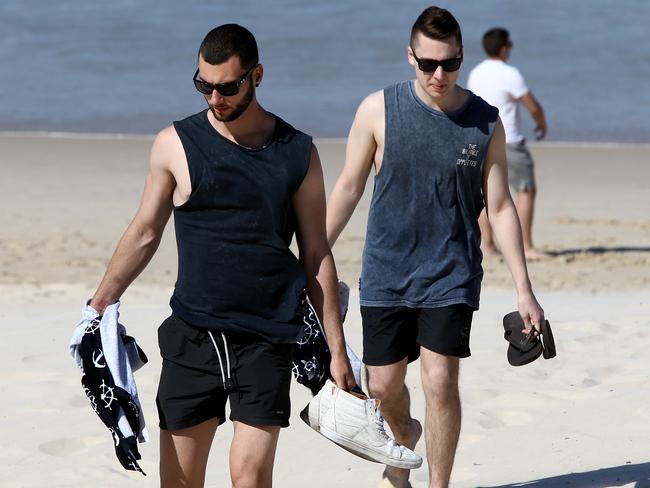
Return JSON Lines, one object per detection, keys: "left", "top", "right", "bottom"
{"left": 503, "top": 311, "right": 542, "bottom": 366}
{"left": 503, "top": 312, "right": 557, "bottom": 366}
{"left": 540, "top": 319, "right": 557, "bottom": 359}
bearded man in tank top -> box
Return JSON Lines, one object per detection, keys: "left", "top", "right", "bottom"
{"left": 326, "top": 7, "right": 545, "bottom": 488}
{"left": 87, "top": 24, "right": 356, "bottom": 487}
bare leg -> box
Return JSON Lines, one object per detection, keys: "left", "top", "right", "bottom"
{"left": 419, "top": 349, "right": 461, "bottom": 488}
{"left": 515, "top": 189, "right": 547, "bottom": 260}
{"left": 160, "top": 418, "right": 220, "bottom": 488}
{"left": 230, "top": 421, "right": 281, "bottom": 488}
{"left": 367, "top": 359, "right": 422, "bottom": 485}
{"left": 478, "top": 209, "right": 499, "bottom": 255}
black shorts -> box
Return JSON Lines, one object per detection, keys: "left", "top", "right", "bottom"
{"left": 361, "top": 304, "right": 474, "bottom": 365}
{"left": 156, "top": 315, "right": 293, "bottom": 430}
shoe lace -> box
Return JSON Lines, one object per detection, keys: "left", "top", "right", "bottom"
{"left": 374, "top": 413, "right": 390, "bottom": 440}
{"left": 372, "top": 404, "right": 399, "bottom": 449}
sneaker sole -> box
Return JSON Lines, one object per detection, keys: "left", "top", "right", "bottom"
{"left": 299, "top": 405, "right": 319, "bottom": 431}
{"left": 318, "top": 424, "right": 423, "bottom": 469}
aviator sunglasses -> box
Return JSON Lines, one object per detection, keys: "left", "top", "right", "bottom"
{"left": 410, "top": 48, "right": 462, "bottom": 73}
{"left": 193, "top": 64, "right": 256, "bottom": 96}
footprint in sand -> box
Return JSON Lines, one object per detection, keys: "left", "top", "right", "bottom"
{"left": 493, "top": 392, "right": 559, "bottom": 409}
{"left": 491, "top": 409, "right": 533, "bottom": 426}
{"left": 69, "top": 395, "right": 91, "bottom": 407}
{"left": 461, "top": 389, "right": 502, "bottom": 404}
{"left": 459, "top": 433, "right": 485, "bottom": 446}
{"left": 600, "top": 322, "right": 622, "bottom": 333}
{"left": 585, "top": 365, "right": 623, "bottom": 384}
{"left": 21, "top": 352, "right": 66, "bottom": 364}
{"left": 579, "top": 334, "right": 605, "bottom": 345}
{"left": 478, "top": 409, "right": 532, "bottom": 430}
{"left": 38, "top": 436, "right": 105, "bottom": 456}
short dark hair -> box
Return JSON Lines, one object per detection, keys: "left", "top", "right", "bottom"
{"left": 198, "top": 24, "right": 259, "bottom": 69}
{"left": 410, "top": 6, "right": 463, "bottom": 47}
{"left": 482, "top": 28, "right": 511, "bottom": 57}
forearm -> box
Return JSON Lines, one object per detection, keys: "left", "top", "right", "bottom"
{"left": 90, "top": 221, "right": 164, "bottom": 311}
{"left": 531, "top": 107, "right": 546, "bottom": 132}
{"left": 302, "top": 250, "right": 347, "bottom": 357}
{"left": 326, "top": 181, "right": 363, "bottom": 248}
{"left": 488, "top": 204, "right": 533, "bottom": 295}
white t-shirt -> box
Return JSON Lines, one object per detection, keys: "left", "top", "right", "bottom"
{"left": 467, "top": 59, "right": 529, "bottom": 143}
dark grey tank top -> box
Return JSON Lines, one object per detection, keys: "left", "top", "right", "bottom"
{"left": 360, "top": 81, "right": 498, "bottom": 309}
{"left": 170, "top": 109, "right": 312, "bottom": 343}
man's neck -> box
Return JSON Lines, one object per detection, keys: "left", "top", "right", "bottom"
{"left": 208, "top": 102, "right": 275, "bottom": 149}
{"left": 413, "top": 82, "right": 468, "bottom": 113}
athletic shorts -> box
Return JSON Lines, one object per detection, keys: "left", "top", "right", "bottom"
{"left": 506, "top": 140, "right": 536, "bottom": 192}
{"left": 156, "top": 314, "right": 293, "bottom": 430}
{"left": 361, "top": 304, "right": 474, "bottom": 365}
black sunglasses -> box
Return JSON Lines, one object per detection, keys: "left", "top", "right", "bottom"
{"left": 410, "top": 48, "right": 462, "bottom": 73}
{"left": 193, "top": 64, "right": 256, "bottom": 97}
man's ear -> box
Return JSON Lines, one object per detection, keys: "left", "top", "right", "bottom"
{"left": 407, "top": 45, "right": 416, "bottom": 67}
{"left": 254, "top": 64, "right": 264, "bottom": 87}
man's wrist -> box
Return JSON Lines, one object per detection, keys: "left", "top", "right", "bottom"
{"left": 328, "top": 341, "right": 348, "bottom": 359}
{"left": 88, "top": 297, "right": 113, "bottom": 313}
{"left": 516, "top": 286, "right": 535, "bottom": 301}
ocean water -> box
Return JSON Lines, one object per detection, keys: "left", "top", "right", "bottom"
{"left": 1, "top": 0, "right": 649, "bottom": 142}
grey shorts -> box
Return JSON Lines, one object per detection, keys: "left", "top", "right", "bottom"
{"left": 506, "top": 140, "right": 536, "bottom": 192}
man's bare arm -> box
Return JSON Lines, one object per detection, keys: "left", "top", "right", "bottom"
{"left": 293, "top": 145, "right": 356, "bottom": 390}
{"left": 89, "top": 127, "right": 178, "bottom": 311}
{"left": 483, "top": 118, "right": 545, "bottom": 329}
{"left": 326, "top": 91, "right": 382, "bottom": 247}
{"left": 519, "top": 92, "right": 547, "bottom": 140}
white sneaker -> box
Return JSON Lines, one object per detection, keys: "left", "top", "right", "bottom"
{"left": 300, "top": 380, "right": 422, "bottom": 469}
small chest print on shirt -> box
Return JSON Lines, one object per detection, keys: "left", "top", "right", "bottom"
{"left": 456, "top": 143, "right": 479, "bottom": 167}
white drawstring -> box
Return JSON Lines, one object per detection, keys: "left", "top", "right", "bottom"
{"left": 221, "top": 332, "right": 231, "bottom": 380}
{"left": 207, "top": 331, "right": 232, "bottom": 389}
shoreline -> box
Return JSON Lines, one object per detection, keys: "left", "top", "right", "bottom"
{"left": 2, "top": 131, "right": 650, "bottom": 149}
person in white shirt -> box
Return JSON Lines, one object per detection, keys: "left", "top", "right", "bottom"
{"left": 467, "top": 27, "right": 548, "bottom": 260}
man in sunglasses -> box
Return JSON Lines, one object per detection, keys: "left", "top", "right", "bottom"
{"left": 468, "top": 28, "right": 548, "bottom": 260}
{"left": 326, "top": 6, "right": 544, "bottom": 487}
{"left": 86, "top": 23, "right": 355, "bottom": 487}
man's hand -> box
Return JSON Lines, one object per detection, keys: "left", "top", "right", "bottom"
{"left": 518, "top": 291, "right": 545, "bottom": 334}
{"left": 329, "top": 351, "right": 357, "bottom": 391}
{"left": 519, "top": 92, "right": 547, "bottom": 140}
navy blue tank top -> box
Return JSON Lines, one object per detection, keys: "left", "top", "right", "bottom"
{"left": 170, "top": 109, "right": 312, "bottom": 343}
{"left": 360, "top": 82, "right": 498, "bottom": 309}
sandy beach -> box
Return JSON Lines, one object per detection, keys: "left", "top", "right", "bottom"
{"left": 1, "top": 133, "right": 649, "bottom": 487}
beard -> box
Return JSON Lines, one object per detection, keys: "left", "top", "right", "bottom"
{"left": 209, "top": 81, "right": 255, "bottom": 122}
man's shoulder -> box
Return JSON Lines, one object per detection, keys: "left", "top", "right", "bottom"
{"left": 173, "top": 110, "right": 207, "bottom": 127}
{"left": 502, "top": 62, "right": 524, "bottom": 78}
{"left": 361, "top": 80, "right": 414, "bottom": 108}
{"left": 467, "top": 92, "right": 499, "bottom": 121}
{"left": 355, "top": 88, "right": 385, "bottom": 119}
{"left": 471, "top": 59, "right": 520, "bottom": 76}
{"left": 151, "top": 124, "right": 184, "bottom": 163}
{"left": 271, "top": 114, "right": 313, "bottom": 146}
{"left": 155, "top": 124, "right": 181, "bottom": 146}
{"left": 468, "top": 59, "right": 490, "bottom": 73}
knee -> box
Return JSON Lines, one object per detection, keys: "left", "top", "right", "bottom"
{"left": 231, "top": 462, "right": 265, "bottom": 488}
{"left": 367, "top": 374, "right": 402, "bottom": 401}
{"left": 421, "top": 365, "right": 459, "bottom": 404}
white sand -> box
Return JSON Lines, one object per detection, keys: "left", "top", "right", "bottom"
{"left": 0, "top": 134, "right": 649, "bottom": 487}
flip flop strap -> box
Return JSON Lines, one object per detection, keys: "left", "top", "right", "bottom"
{"left": 503, "top": 327, "right": 539, "bottom": 353}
